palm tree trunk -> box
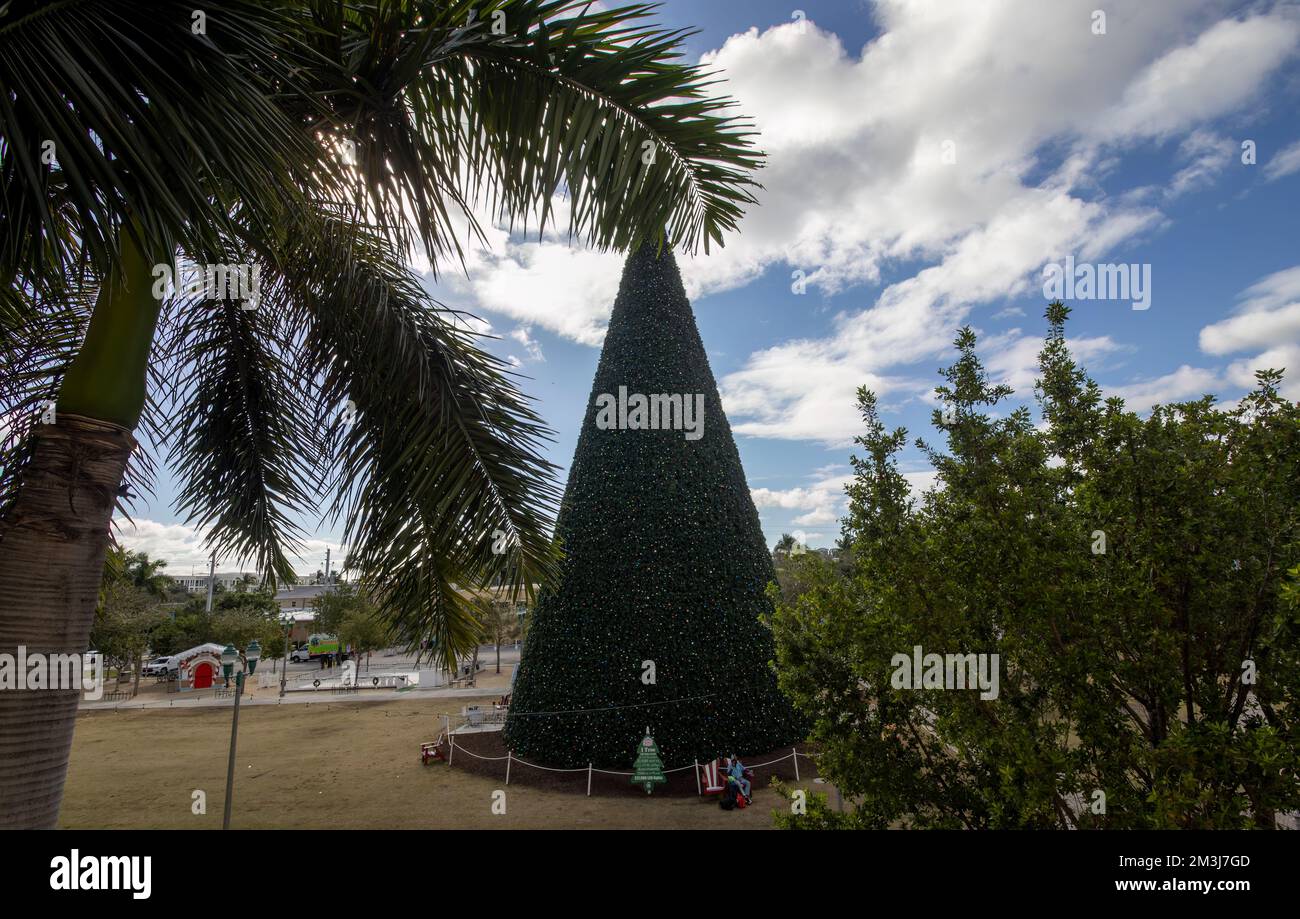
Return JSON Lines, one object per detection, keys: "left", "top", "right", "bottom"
{"left": 0, "top": 415, "right": 135, "bottom": 827}
{"left": 0, "top": 231, "right": 158, "bottom": 827}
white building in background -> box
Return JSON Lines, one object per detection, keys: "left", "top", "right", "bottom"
{"left": 170, "top": 571, "right": 258, "bottom": 594}
{"left": 274, "top": 584, "right": 332, "bottom": 611}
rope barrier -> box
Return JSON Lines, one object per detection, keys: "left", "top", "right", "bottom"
{"left": 446, "top": 745, "right": 511, "bottom": 762}
{"left": 740, "top": 752, "right": 796, "bottom": 769}
{"left": 438, "top": 741, "right": 804, "bottom": 779}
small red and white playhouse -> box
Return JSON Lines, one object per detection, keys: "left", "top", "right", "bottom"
{"left": 175, "top": 643, "right": 228, "bottom": 691}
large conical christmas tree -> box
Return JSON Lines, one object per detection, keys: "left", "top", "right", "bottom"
{"left": 504, "top": 243, "right": 804, "bottom": 768}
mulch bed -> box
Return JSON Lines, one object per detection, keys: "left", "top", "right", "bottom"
{"left": 439, "top": 729, "right": 819, "bottom": 797}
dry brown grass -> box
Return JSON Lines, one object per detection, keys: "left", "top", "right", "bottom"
{"left": 62, "top": 696, "right": 808, "bottom": 829}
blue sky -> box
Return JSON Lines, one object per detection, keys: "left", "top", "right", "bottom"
{"left": 123, "top": 0, "right": 1300, "bottom": 574}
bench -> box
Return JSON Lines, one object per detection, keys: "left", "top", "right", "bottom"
{"left": 699, "top": 759, "right": 726, "bottom": 795}
{"left": 420, "top": 734, "right": 446, "bottom": 765}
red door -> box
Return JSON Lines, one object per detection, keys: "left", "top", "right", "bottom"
{"left": 193, "top": 662, "right": 213, "bottom": 689}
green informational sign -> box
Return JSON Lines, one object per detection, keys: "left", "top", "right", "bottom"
{"left": 630, "top": 729, "right": 667, "bottom": 794}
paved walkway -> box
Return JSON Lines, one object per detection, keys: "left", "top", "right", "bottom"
{"left": 80, "top": 682, "right": 498, "bottom": 711}
{"left": 81, "top": 645, "right": 520, "bottom": 712}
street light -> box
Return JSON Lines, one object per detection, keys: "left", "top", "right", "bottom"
{"left": 279, "top": 614, "right": 292, "bottom": 699}
{"left": 221, "top": 639, "right": 261, "bottom": 830}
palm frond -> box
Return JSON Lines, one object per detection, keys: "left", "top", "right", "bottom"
{"left": 156, "top": 257, "right": 321, "bottom": 587}
{"left": 0, "top": 0, "right": 336, "bottom": 286}
{"left": 236, "top": 206, "right": 561, "bottom": 665}
{"left": 290, "top": 0, "right": 763, "bottom": 266}
{"left": 0, "top": 266, "right": 94, "bottom": 519}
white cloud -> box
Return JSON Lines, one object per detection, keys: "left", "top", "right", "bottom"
{"left": 421, "top": 1, "right": 1298, "bottom": 445}
{"left": 1225, "top": 343, "right": 1300, "bottom": 398}
{"left": 1206, "top": 265, "right": 1300, "bottom": 399}
{"left": 508, "top": 326, "right": 546, "bottom": 363}
{"left": 752, "top": 465, "right": 940, "bottom": 532}
{"left": 114, "top": 518, "right": 345, "bottom": 578}
{"left": 1096, "top": 13, "right": 1300, "bottom": 143}
{"left": 1202, "top": 301, "right": 1300, "bottom": 356}
{"left": 453, "top": 240, "right": 624, "bottom": 346}
{"left": 752, "top": 471, "right": 851, "bottom": 531}
{"left": 1264, "top": 138, "right": 1300, "bottom": 181}
{"left": 1167, "top": 130, "right": 1234, "bottom": 198}
{"left": 704, "top": 2, "right": 1294, "bottom": 445}
{"left": 1108, "top": 364, "right": 1223, "bottom": 410}
{"left": 1200, "top": 265, "right": 1300, "bottom": 355}
{"left": 1102, "top": 264, "right": 1300, "bottom": 409}
{"left": 903, "top": 470, "right": 941, "bottom": 500}
{"left": 984, "top": 329, "right": 1125, "bottom": 396}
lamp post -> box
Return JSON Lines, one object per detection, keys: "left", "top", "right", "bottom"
{"left": 221, "top": 639, "right": 261, "bottom": 830}
{"left": 279, "top": 615, "right": 291, "bottom": 699}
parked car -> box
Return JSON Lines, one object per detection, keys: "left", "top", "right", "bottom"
{"left": 289, "top": 648, "right": 313, "bottom": 663}
{"left": 142, "top": 656, "right": 175, "bottom": 677}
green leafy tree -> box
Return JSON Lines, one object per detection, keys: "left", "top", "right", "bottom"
{"left": 505, "top": 244, "right": 805, "bottom": 768}
{"left": 101, "top": 548, "right": 172, "bottom": 601}
{"left": 774, "top": 533, "right": 798, "bottom": 554}
{"left": 314, "top": 583, "right": 362, "bottom": 638}
{"left": 772, "top": 304, "right": 1300, "bottom": 829}
{"left": 484, "top": 600, "right": 524, "bottom": 674}
{"left": 211, "top": 592, "right": 283, "bottom": 655}
{"left": 771, "top": 548, "right": 840, "bottom": 610}
{"left": 148, "top": 590, "right": 282, "bottom": 659}
{"left": 0, "top": 0, "right": 763, "bottom": 826}
{"left": 89, "top": 579, "right": 167, "bottom": 697}
{"left": 315, "top": 582, "right": 388, "bottom": 667}
{"left": 339, "top": 611, "right": 388, "bottom": 673}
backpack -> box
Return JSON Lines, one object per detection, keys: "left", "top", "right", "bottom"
{"left": 719, "top": 779, "right": 738, "bottom": 810}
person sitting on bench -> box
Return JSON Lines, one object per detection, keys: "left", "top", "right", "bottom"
{"left": 727, "top": 754, "right": 751, "bottom": 800}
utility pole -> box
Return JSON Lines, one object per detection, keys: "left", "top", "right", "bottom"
{"left": 324, "top": 547, "right": 331, "bottom": 586}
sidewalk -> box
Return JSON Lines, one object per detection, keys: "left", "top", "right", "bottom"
{"left": 79, "top": 682, "right": 499, "bottom": 712}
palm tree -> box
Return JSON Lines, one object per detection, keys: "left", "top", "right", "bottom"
{"left": 0, "top": 0, "right": 761, "bottom": 827}
{"left": 122, "top": 551, "right": 172, "bottom": 601}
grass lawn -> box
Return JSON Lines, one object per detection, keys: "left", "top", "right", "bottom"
{"left": 62, "top": 697, "right": 807, "bottom": 829}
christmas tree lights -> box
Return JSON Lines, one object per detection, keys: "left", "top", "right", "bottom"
{"left": 504, "top": 242, "right": 805, "bottom": 768}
